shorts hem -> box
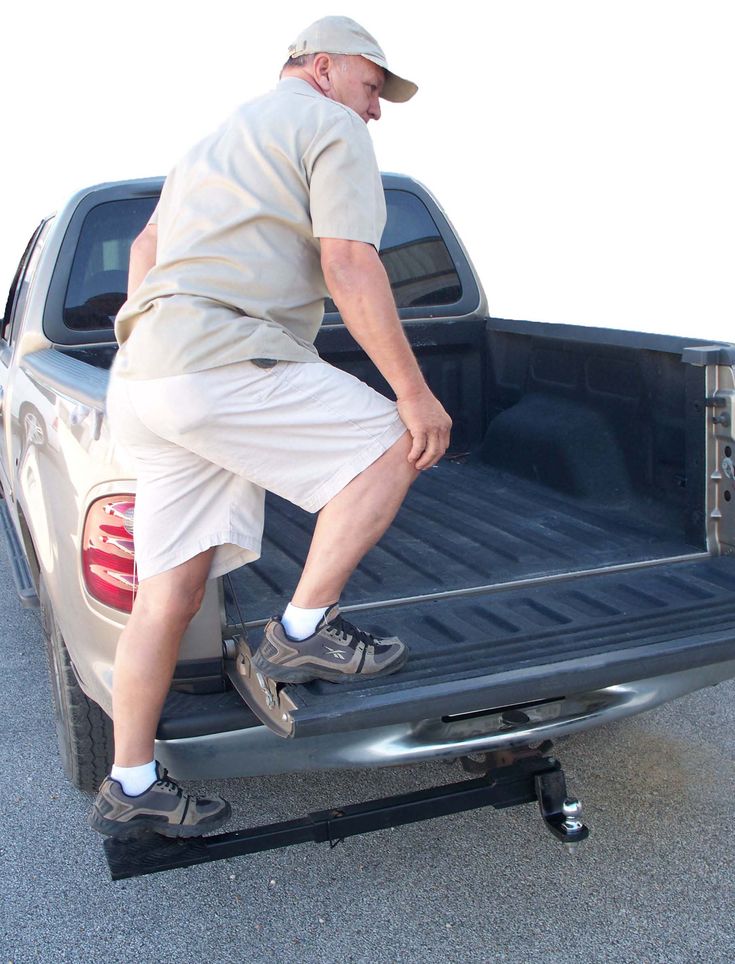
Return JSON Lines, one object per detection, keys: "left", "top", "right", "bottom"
{"left": 300, "top": 418, "right": 407, "bottom": 513}
{"left": 136, "top": 531, "right": 262, "bottom": 582}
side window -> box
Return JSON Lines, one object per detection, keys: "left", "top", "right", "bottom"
{"left": 2, "top": 221, "right": 46, "bottom": 344}
{"left": 63, "top": 197, "right": 157, "bottom": 332}
{"left": 4, "top": 219, "right": 54, "bottom": 345}
{"left": 325, "top": 189, "right": 463, "bottom": 313}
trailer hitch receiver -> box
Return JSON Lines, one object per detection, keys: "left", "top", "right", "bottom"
{"left": 461, "top": 744, "right": 589, "bottom": 852}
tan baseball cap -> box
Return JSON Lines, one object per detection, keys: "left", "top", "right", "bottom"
{"left": 287, "top": 16, "right": 418, "bottom": 103}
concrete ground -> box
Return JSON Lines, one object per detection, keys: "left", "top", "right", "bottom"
{"left": 0, "top": 549, "right": 733, "bottom": 963}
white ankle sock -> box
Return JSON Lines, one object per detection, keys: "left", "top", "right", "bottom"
{"left": 281, "top": 603, "right": 329, "bottom": 640}
{"left": 110, "top": 761, "right": 158, "bottom": 796}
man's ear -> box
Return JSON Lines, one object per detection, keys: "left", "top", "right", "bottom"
{"left": 312, "top": 53, "right": 333, "bottom": 94}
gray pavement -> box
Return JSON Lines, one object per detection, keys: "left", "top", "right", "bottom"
{"left": 0, "top": 548, "right": 733, "bottom": 964}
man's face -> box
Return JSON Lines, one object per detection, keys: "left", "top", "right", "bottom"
{"left": 324, "top": 55, "right": 384, "bottom": 122}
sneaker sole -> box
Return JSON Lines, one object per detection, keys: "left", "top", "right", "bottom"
{"left": 250, "top": 643, "right": 409, "bottom": 685}
{"left": 89, "top": 801, "right": 232, "bottom": 839}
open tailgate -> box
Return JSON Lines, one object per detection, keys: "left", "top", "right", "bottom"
{"left": 226, "top": 555, "right": 735, "bottom": 738}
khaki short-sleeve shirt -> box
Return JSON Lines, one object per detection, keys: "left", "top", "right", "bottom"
{"left": 113, "top": 78, "right": 387, "bottom": 379}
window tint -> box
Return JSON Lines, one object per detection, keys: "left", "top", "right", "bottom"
{"left": 62, "top": 190, "right": 460, "bottom": 331}
{"left": 63, "top": 198, "right": 157, "bottom": 331}
{"left": 326, "top": 189, "right": 462, "bottom": 313}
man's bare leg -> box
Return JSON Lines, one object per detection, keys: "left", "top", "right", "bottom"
{"left": 112, "top": 433, "right": 415, "bottom": 765}
{"left": 91, "top": 547, "right": 231, "bottom": 838}
{"left": 291, "top": 431, "right": 418, "bottom": 608}
{"left": 111, "top": 547, "right": 215, "bottom": 767}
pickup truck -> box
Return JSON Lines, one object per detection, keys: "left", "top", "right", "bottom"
{"left": 2, "top": 175, "right": 735, "bottom": 871}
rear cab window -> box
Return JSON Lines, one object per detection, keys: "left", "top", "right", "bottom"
{"left": 325, "top": 188, "right": 464, "bottom": 314}
{"left": 381, "top": 190, "right": 462, "bottom": 308}
{"left": 63, "top": 198, "right": 157, "bottom": 333}
{"left": 44, "top": 175, "right": 479, "bottom": 347}
{"left": 64, "top": 191, "right": 463, "bottom": 327}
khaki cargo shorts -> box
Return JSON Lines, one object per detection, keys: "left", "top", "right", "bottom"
{"left": 106, "top": 360, "right": 407, "bottom": 581}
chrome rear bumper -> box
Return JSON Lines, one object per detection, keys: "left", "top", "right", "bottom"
{"left": 156, "top": 658, "right": 735, "bottom": 780}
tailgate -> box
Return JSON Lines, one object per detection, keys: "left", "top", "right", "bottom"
{"left": 227, "top": 556, "right": 735, "bottom": 738}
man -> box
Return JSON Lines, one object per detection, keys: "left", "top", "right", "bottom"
{"left": 89, "top": 16, "right": 451, "bottom": 840}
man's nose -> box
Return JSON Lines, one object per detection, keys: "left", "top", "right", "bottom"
{"left": 369, "top": 97, "right": 381, "bottom": 121}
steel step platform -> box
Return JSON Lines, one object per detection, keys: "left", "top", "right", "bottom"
{"left": 103, "top": 750, "right": 588, "bottom": 880}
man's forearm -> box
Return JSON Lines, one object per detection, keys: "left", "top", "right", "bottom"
{"left": 321, "top": 240, "right": 427, "bottom": 399}
{"left": 321, "top": 237, "right": 452, "bottom": 469}
{"left": 127, "top": 223, "right": 158, "bottom": 298}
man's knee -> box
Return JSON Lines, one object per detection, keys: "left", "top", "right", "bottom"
{"left": 386, "top": 431, "right": 420, "bottom": 486}
{"left": 134, "top": 569, "right": 208, "bottom": 626}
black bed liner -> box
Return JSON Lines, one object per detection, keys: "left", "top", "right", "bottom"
{"left": 226, "top": 458, "right": 693, "bottom": 623}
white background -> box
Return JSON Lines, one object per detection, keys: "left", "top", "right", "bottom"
{"left": 1, "top": 0, "right": 732, "bottom": 340}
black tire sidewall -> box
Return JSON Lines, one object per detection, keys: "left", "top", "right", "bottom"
{"left": 39, "top": 578, "right": 113, "bottom": 792}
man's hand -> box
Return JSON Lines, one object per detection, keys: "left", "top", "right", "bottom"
{"left": 397, "top": 388, "right": 452, "bottom": 470}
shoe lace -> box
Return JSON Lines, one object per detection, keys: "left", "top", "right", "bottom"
{"left": 328, "top": 614, "right": 378, "bottom": 650}
{"left": 156, "top": 768, "right": 183, "bottom": 796}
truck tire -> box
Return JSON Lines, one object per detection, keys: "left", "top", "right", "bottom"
{"left": 40, "top": 579, "right": 113, "bottom": 793}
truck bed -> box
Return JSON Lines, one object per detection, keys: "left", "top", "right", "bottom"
{"left": 49, "top": 323, "right": 722, "bottom": 742}
{"left": 165, "top": 455, "right": 734, "bottom": 741}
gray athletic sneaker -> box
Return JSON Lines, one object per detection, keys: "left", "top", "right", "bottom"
{"left": 89, "top": 764, "right": 231, "bottom": 839}
{"left": 251, "top": 604, "right": 409, "bottom": 684}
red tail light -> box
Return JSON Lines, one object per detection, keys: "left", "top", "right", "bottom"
{"left": 82, "top": 495, "right": 137, "bottom": 612}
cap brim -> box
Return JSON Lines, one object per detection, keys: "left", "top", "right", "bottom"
{"left": 382, "top": 69, "right": 418, "bottom": 103}
{"left": 362, "top": 54, "right": 418, "bottom": 102}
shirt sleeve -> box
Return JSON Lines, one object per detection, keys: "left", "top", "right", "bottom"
{"left": 147, "top": 204, "right": 159, "bottom": 226}
{"left": 306, "top": 111, "right": 386, "bottom": 248}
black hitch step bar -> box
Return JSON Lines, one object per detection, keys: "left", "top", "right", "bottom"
{"left": 103, "top": 750, "right": 589, "bottom": 880}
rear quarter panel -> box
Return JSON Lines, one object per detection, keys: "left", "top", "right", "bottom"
{"left": 4, "top": 192, "right": 220, "bottom": 715}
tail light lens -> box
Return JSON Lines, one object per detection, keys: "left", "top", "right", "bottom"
{"left": 82, "top": 495, "right": 136, "bottom": 612}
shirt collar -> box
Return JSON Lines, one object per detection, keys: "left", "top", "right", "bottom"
{"left": 277, "top": 76, "right": 324, "bottom": 98}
